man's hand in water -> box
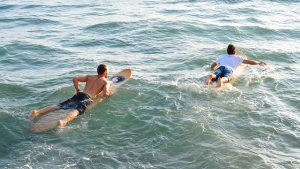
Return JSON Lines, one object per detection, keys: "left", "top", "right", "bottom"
{"left": 259, "top": 61, "right": 267, "bottom": 66}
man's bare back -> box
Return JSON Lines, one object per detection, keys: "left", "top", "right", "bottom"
{"left": 73, "top": 64, "right": 110, "bottom": 98}
{"left": 81, "top": 75, "right": 110, "bottom": 98}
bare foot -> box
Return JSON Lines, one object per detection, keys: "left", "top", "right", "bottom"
{"left": 205, "top": 75, "right": 214, "bottom": 85}
{"left": 58, "top": 120, "right": 67, "bottom": 127}
{"left": 205, "top": 79, "right": 211, "bottom": 85}
{"left": 29, "top": 110, "right": 39, "bottom": 121}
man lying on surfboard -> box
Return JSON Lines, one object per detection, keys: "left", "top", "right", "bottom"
{"left": 204, "top": 44, "right": 267, "bottom": 88}
{"left": 30, "top": 64, "right": 112, "bottom": 127}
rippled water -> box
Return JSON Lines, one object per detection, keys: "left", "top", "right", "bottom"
{"left": 0, "top": 0, "right": 300, "bottom": 168}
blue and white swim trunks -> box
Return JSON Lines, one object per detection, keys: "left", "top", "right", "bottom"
{"left": 57, "top": 92, "right": 93, "bottom": 115}
{"left": 213, "top": 66, "right": 233, "bottom": 81}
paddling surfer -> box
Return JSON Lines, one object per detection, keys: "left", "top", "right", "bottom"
{"left": 204, "top": 44, "right": 267, "bottom": 88}
{"left": 30, "top": 64, "right": 111, "bottom": 127}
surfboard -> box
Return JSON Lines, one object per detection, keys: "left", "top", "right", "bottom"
{"left": 31, "top": 69, "right": 132, "bottom": 133}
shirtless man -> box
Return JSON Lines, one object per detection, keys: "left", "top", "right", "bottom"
{"left": 30, "top": 64, "right": 111, "bottom": 127}
{"left": 205, "top": 44, "right": 267, "bottom": 88}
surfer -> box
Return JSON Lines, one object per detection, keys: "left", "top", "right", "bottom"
{"left": 30, "top": 64, "right": 111, "bottom": 127}
{"left": 204, "top": 44, "right": 267, "bottom": 88}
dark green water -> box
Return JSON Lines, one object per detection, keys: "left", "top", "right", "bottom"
{"left": 0, "top": 0, "right": 300, "bottom": 168}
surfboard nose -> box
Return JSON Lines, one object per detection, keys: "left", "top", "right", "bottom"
{"left": 113, "top": 69, "right": 132, "bottom": 79}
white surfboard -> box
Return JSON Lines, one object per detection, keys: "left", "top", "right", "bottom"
{"left": 31, "top": 69, "right": 132, "bottom": 132}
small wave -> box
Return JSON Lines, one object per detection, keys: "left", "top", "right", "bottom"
{"left": 21, "top": 4, "right": 94, "bottom": 10}
{"left": 3, "top": 41, "right": 70, "bottom": 55}
{"left": 178, "top": 82, "right": 203, "bottom": 93}
{"left": 0, "top": 112, "right": 28, "bottom": 155}
{"left": 0, "top": 46, "right": 7, "bottom": 56}
{"left": 69, "top": 38, "right": 133, "bottom": 48}
{"left": 0, "top": 17, "right": 60, "bottom": 26}
{"left": 163, "top": 0, "right": 199, "bottom": 4}
{"left": 0, "top": 5, "right": 16, "bottom": 10}
{"left": 238, "top": 25, "right": 286, "bottom": 41}
{"left": 152, "top": 21, "right": 185, "bottom": 37}
{"left": 251, "top": 50, "right": 295, "bottom": 63}
{"left": 0, "top": 83, "right": 32, "bottom": 99}
{"left": 0, "top": 41, "right": 71, "bottom": 68}
{"left": 21, "top": 5, "right": 45, "bottom": 9}
{"left": 84, "top": 21, "right": 142, "bottom": 36}
{"left": 160, "top": 9, "right": 188, "bottom": 14}
{"left": 85, "top": 22, "right": 122, "bottom": 31}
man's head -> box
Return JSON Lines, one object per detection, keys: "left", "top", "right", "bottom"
{"left": 97, "top": 64, "right": 108, "bottom": 77}
{"left": 227, "top": 44, "right": 236, "bottom": 55}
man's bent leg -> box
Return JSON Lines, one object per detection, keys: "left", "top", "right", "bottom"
{"left": 216, "top": 77, "right": 230, "bottom": 88}
{"left": 205, "top": 74, "right": 216, "bottom": 85}
{"left": 58, "top": 109, "right": 80, "bottom": 127}
{"left": 30, "top": 105, "right": 58, "bottom": 120}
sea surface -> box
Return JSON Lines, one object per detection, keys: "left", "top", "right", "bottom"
{"left": 0, "top": 0, "right": 300, "bottom": 168}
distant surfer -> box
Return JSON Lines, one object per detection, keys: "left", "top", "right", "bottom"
{"left": 30, "top": 64, "right": 111, "bottom": 127}
{"left": 204, "top": 44, "right": 267, "bottom": 88}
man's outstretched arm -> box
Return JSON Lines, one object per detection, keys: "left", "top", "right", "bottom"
{"left": 243, "top": 60, "right": 266, "bottom": 66}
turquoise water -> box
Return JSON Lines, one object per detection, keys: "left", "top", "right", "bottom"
{"left": 1, "top": 0, "right": 300, "bottom": 168}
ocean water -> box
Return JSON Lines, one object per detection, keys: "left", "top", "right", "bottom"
{"left": 0, "top": 0, "right": 300, "bottom": 168}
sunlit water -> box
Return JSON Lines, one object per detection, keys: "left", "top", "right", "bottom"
{"left": 0, "top": 0, "right": 300, "bottom": 168}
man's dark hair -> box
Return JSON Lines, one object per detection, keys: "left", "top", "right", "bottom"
{"left": 227, "top": 44, "right": 236, "bottom": 55}
{"left": 97, "top": 64, "right": 107, "bottom": 75}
